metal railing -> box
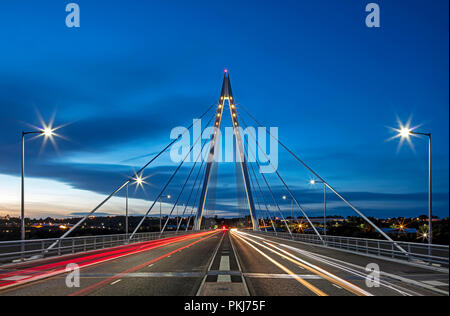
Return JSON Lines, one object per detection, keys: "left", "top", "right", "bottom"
{"left": 253, "top": 231, "right": 449, "bottom": 268}
{"left": 0, "top": 230, "right": 208, "bottom": 266}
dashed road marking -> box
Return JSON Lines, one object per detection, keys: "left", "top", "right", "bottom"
{"left": 219, "top": 256, "right": 230, "bottom": 271}
{"left": 423, "top": 280, "right": 448, "bottom": 287}
{"left": 110, "top": 279, "right": 122, "bottom": 286}
{"left": 244, "top": 273, "right": 322, "bottom": 280}
{"left": 218, "top": 256, "right": 231, "bottom": 283}
{"left": 1, "top": 275, "right": 28, "bottom": 281}
{"left": 217, "top": 275, "right": 232, "bottom": 282}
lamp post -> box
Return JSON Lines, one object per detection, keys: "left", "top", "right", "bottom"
{"left": 399, "top": 127, "right": 432, "bottom": 245}
{"left": 310, "top": 179, "right": 327, "bottom": 236}
{"left": 159, "top": 195, "right": 171, "bottom": 232}
{"left": 21, "top": 128, "right": 55, "bottom": 255}
{"left": 125, "top": 183, "right": 129, "bottom": 237}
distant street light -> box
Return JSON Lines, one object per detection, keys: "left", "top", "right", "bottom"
{"left": 310, "top": 179, "right": 327, "bottom": 236}
{"left": 21, "top": 127, "right": 56, "bottom": 255}
{"left": 398, "top": 127, "right": 433, "bottom": 245}
{"left": 282, "top": 195, "right": 294, "bottom": 222}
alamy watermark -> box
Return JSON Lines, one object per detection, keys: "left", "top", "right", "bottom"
{"left": 170, "top": 119, "right": 279, "bottom": 174}
{"left": 365, "top": 3, "right": 380, "bottom": 28}
{"left": 65, "top": 263, "right": 80, "bottom": 288}
{"left": 365, "top": 263, "right": 381, "bottom": 288}
{"left": 64, "top": 3, "right": 379, "bottom": 29}
{"left": 65, "top": 3, "right": 80, "bottom": 28}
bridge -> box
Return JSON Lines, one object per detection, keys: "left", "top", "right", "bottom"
{"left": 0, "top": 73, "right": 448, "bottom": 296}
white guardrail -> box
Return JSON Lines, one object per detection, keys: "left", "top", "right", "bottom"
{"left": 253, "top": 231, "right": 449, "bottom": 268}
{"left": 0, "top": 230, "right": 210, "bottom": 265}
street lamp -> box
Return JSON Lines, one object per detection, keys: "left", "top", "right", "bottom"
{"left": 159, "top": 195, "right": 171, "bottom": 232}
{"left": 21, "top": 127, "right": 55, "bottom": 252}
{"left": 398, "top": 127, "right": 433, "bottom": 244}
{"left": 130, "top": 173, "right": 151, "bottom": 235}
{"left": 310, "top": 179, "right": 327, "bottom": 236}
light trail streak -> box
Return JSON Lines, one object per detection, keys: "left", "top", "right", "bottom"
{"left": 0, "top": 231, "right": 216, "bottom": 291}
{"left": 70, "top": 232, "right": 218, "bottom": 296}
{"left": 232, "top": 232, "right": 328, "bottom": 296}
{"left": 234, "top": 231, "right": 372, "bottom": 296}
{"left": 239, "top": 232, "right": 420, "bottom": 296}
{"left": 273, "top": 242, "right": 415, "bottom": 296}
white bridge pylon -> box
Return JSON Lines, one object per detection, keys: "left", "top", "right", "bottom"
{"left": 194, "top": 72, "right": 259, "bottom": 231}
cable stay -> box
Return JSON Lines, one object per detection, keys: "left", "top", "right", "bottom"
{"left": 247, "top": 158, "right": 277, "bottom": 234}
{"left": 185, "top": 162, "right": 208, "bottom": 231}
{"left": 237, "top": 104, "right": 408, "bottom": 254}
{"left": 239, "top": 114, "right": 323, "bottom": 241}
{"left": 161, "top": 132, "right": 211, "bottom": 235}
{"left": 176, "top": 149, "right": 208, "bottom": 232}
{"left": 45, "top": 104, "right": 217, "bottom": 251}
{"left": 129, "top": 112, "right": 216, "bottom": 240}
{"left": 239, "top": 127, "right": 293, "bottom": 237}
{"left": 247, "top": 164, "right": 268, "bottom": 232}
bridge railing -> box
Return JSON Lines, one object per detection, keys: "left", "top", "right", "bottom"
{"left": 0, "top": 230, "right": 207, "bottom": 266}
{"left": 253, "top": 231, "right": 449, "bottom": 268}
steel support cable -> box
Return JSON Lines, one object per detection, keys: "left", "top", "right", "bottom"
{"left": 186, "top": 162, "right": 208, "bottom": 231}
{"left": 238, "top": 125, "right": 293, "bottom": 237}
{"left": 238, "top": 113, "right": 323, "bottom": 241}
{"left": 184, "top": 162, "right": 209, "bottom": 231}
{"left": 247, "top": 158, "right": 277, "bottom": 234}
{"left": 247, "top": 162, "right": 268, "bottom": 232}
{"left": 176, "top": 156, "right": 207, "bottom": 232}
{"left": 246, "top": 148, "right": 288, "bottom": 236}
{"left": 237, "top": 105, "right": 408, "bottom": 254}
{"left": 247, "top": 169, "right": 266, "bottom": 231}
{"left": 241, "top": 144, "right": 267, "bottom": 232}
{"left": 46, "top": 103, "right": 216, "bottom": 251}
{"left": 161, "top": 136, "right": 210, "bottom": 235}
{"left": 129, "top": 112, "right": 216, "bottom": 240}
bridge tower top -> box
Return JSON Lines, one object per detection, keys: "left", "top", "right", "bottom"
{"left": 220, "top": 72, "right": 233, "bottom": 100}
{"left": 194, "top": 72, "right": 258, "bottom": 231}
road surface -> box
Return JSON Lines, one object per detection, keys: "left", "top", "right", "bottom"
{"left": 0, "top": 230, "right": 447, "bottom": 296}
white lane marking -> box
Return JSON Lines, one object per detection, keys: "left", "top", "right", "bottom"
{"left": 275, "top": 241, "right": 441, "bottom": 296}
{"left": 244, "top": 234, "right": 414, "bottom": 296}
{"left": 229, "top": 232, "right": 251, "bottom": 296}
{"left": 196, "top": 231, "right": 226, "bottom": 296}
{"left": 423, "top": 280, "right": 448, "bottom": 287}
{"left": 236, "top": 231, "right": 373, "bottom": 296}
{"left": 432, "top": 264, "right": 442, "bottom": 268}
{"left": 1, "top": 275, "right": 28, "bottom": 281}
{"left": 218, "top": 256, "right": 231, "bottom": 283}
{"left": 219, "top": 256, "right": 230, "bottom": 271}
{"left": 246, "top": 232, "right": 450, "bottom": 296}
{"left": 110, "top": 279, "right": 122, "bottom": 286}
{"left": 244, "top": 273, "right": 322, "bottom": 280}
{"left": 332, "top": 284, "right": 343, "bottom": 290}
{"left": 217, "top": 275, "right": 232, "bottom": 282}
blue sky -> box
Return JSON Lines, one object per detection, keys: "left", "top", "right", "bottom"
{"left": 0, "top": 0, "right": 448, "bottom": 219}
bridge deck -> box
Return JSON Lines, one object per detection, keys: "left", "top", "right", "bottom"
{"left": 0, "top": 230, "right": 447, "bottom": 296}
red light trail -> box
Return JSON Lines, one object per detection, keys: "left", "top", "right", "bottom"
{"left": 0, "top": 231, "right": 217, "bottom": 291}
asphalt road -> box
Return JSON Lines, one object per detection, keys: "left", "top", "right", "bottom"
{"left": 231, "top": 230, "right": 449, "bottom": 296}
{"left": 0, "top": 230, "right": 447, "bottom": 296}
